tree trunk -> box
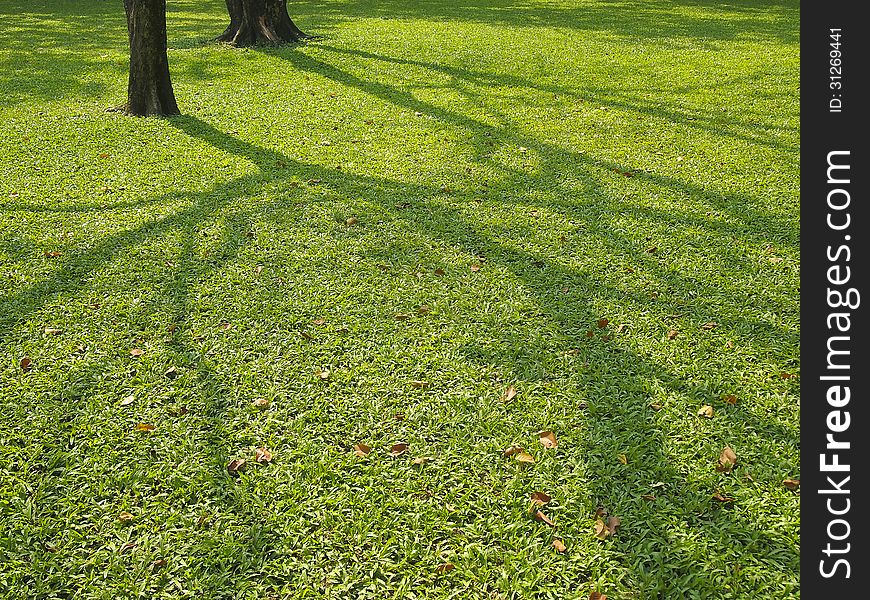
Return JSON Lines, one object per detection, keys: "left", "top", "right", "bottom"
{"left": 124, "top": 0, "right": 179, "bottom": 116}
{"left": 217, "top": 0, "right": 309, "bottom": 46}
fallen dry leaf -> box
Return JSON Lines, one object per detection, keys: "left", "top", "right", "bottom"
{"left": 538, "top": 430, "right": 558, "bottom": 449}
{"left": 417, "top": 305, "right": 431, "bottom": 315}
{"left": 152, "top": 559, "right": 167, "bottom": 569}
{"left": 589, "top": 592, "right": 608, "bottom": 600}
{"left": 434, "top": 268, "right": 445, "bottom": 276}
{"left": 315, "top": 368, "right": 330, "bottom": 380}
{"left": 44, "top": 250, "right": 62, "bottom": 258}
{"left": 701, "top": 322, "right": 718, "bottom": 330}
{"left": 515, "top": 451, "right": 535, "bottom": 464}
{"left": 393, "top": 412, "right": 405, "bottom": 421}
{"left": 129, "top": 348, "right": 144, "bottom": 357}
{"left": 436, "top": 563, "right": 454, "bottom": 574}
{"left": 389, "top": 443, "right": 408, "bottom": 457}
{"left": 717, "top": 446, "right": 737, "bottom": 472}
{"left": 20, "top": 357, "right": 33, "bottom": 372}
{"left": 725, "top": 340, "right": 734, "bottom": 349}
{"left": 723, "top": 394, "right": 738, "bottom": 405}
{"left": 533, "top": 509, "right": 555, "bottom": 527}
{"left": 134, "top": 423, "right": 155, "bottom": 432}
{"left": 164, "top": 366, "right": 178, "bottom": 379}
{"left": 698, "top": 405, "right": 714, "bottom": 418}
{"left": 346, "top": 217, "right": 358, "bottom": 226}
{"left": 780, "top": 372, "right": 796, "bottom": 379}
{"left": 531, "top": 491, "right": 552, "bottom": 506}
{"left": 607, "top": 516, "right": 621, "bottom": 536}
{"left": 353, "top": 443, "right": 371, "bottom": 457}
{"left": 120, "top": 395, "right": 135, "bottom": 407}
{"left": 585, "top": 330, "right": 595, "bottom": 338}
{"left": 649, "top": 402, "right": 662, "bottom": 411}
{"left": 712, "top": 492, "right": 734, "bottom": 503}
{"left": 255, "top": 265, "right": 263, "bottom": 276}
{"left": 666, "top": 330, "right": 678, "bottom": 340}
{"left": 783, "top": 478, "right": 800, "bottom": 491}
{"left": 615, "top": 324, "right": 626, "bottom": 333}
{"left": 503, "top": 445, "right": 524, "bottom": 458}
{"left": 641, "top": 494, "right": 656, "bottom": 501}
{"left": 470, "top": 263, "right": 481, "bottom": 272}
{"left": 313, "top": 318, "right": 326, "bottom": 326}
{"left": 118, "top": 511, "right": 135, "bottom": 524}
{"left": 411, "top": 380, "right": 429, "bottom": 389}
{"left": 44, "top": 327, "right": 63, "bottom": 336}
{"left": 412, "top": 456, "right": 430, "bottom": 465}
{"left": 597, "top": 318, "right": 609, "bottom": 328}
{"left": 618, "top": 453, "right": 628, "bottom": 465}
{"left": 394, "top": 313, "right": 410, "bottom": 321}
{"left": 227, "top": 458, "right": 246, "bottom": 474}
{"left": 252, "top": 398, "right": 270, "bottom": 409}
{"left": 501, "top": 385, "right": 518, "bottom": 403}
{"left": 552, "top": 538, "right": 567, "bottom": 553}
{"left": 254, "top": 447, "right": 272, "bottom": 463}
{"left": 594, "top": 519, "right": 609, "bottom": 540}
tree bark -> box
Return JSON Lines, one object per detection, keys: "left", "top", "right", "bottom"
{"left": 217, "top": 0, "right": 309, "bottom": 46}
{"left": 124, "top": 0, "right": 179, "bottom": 116}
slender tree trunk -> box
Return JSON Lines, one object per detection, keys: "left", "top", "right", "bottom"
{"left": 124, "top": 0, "right": 179, "bottom": 116}
{"left": 217, "top": 0, "right": 309, "bottom": 46}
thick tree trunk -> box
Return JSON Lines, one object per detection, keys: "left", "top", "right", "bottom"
{"left": 124, "top": 0, "right": 179, "bottom": 116}
{"left": 217, "top": 0, "right": 309, "bottom": 46}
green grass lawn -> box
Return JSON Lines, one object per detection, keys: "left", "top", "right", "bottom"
{"left": 0, "top": 1, "right": 800, "bottom": 598}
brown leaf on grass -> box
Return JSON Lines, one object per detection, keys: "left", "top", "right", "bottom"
{"left": 538, "top": 430, "right": 558, "bottom": 449}
{"left": 313, "top": 318, "right": 326, "bottom": 326}
{"left": 389, "top": 443, "right": 408, "bottom": 457}
{"left": 412, "top": 456, "right": 430, "bottom": 465}
{"left": 701, "top": 322, "right": 718, "bottom": 330}
{"left": 531, "top": 491, "right": 551, "bottom": 505}
{"left": 252, "top": 398, "right": 270, "bottom": 409}
{"left": 698, "top": 405, "right": 714, "bottom": 418}
{"left": 503, "top": 445, "right": 524, "bottom": 458}
{"left": 712, "top": 492, "right": 734, "bottom": 503}
{"left": 436, "top": 563, "right": 454, "bottom": 574}
{"left": 394, "top": 313, "right": 410, "bottom": 321}
{"left": 120, "top": 395, "right": 135, "bottom": 407}
{"left": 725, "top": 340, "right": 734, "bottom": 349}
{"left": 44, "top": 327, "right": 63, "bottom": 336}
{"left": 345, "top": 217, "right": 358, "bottom": 226}
{"left": 315, "top": 368, "right": 330, "bottom": 380}
{"left": 20, "top": 357, "right": 33, "bottom": 372}
{"left": 152, "top": 559, "right": 167, "bottom": 569}
{"left": 118, "top": 511, "right": 135, "bottom": 524}
{"left": 618, "top": 453, "right": 628, "bottom": 465}
{"left": 134, "top": 423, "right": 155, "bottom": 432}
{"left": 227, "top": 458, "right": 246, "bottom": 474}
{"left": 220, "top": 322, "right": 233, "bottom": 331}
{"left": 615, "top": 324, "right": 626, "bottom": 333}
{"left": 649, "top": 402, "right": 662, "bottom": 411}
{"left": 589, "top": 592, "right": 608, "bottom": 600}
{"left": 666, "top": 330, "right": 678, "bottom": 340}
{"left": 501, "top": 385, "right": 518, "bottom": 403}
{"left": 129, "top": 348, "right": 144, "bottom": 357}
{"left": 717, "top": 446, "right": 737, "bottom": 472}
{"left": 417, "top": 305, "right": 431, "bottom": 315}
{"left": 783, "top": 478, "right": 801, "bottom": 491}
{"left": 641, "top": 494, "right": 656, "bottom": 501}
{"left": 593, "top": 519, "right": 609, "bottom": 540}
{"left": 255, "top": 265, "right": 263, "bottom": 276}
{"left": 254, "top": 447, "right": 273, "bottom": 463}
{"left": 780, "top": 372, "right": 796, "bottom": 379}
{"left": 306, "top": 178, "right": 322, "bottom": 185}
{"left": 470, "top": 263, "right": 481, "bottom": 272}
{"left": 353, "top": 443, "right": 371, "bottom": 457}
{"left": 44, "top": 250, "right": 62, "bottom": 258}
{"left": 723, "top": 394, "right": 738, "bottom": 405}
{"left": 393, "top": 412, "right": 405, "bottom": 421}
{"left": 515, "top": 451, "right": 535, "bottom": 464}
{"left": 434, "top": 268, "right": 446, "bottom": 276}
{"left": 597, "top": 318, "right": 609, "bottom": 328}
{"left": 533, "top": 510, "right": 555, "bottom": 527}
{"left": 164, "top": 366, "right": 178, "bottom": 379}
{"left": 607, "top": 516, "right": 621, "bottom": 536}
{"left": 411, "top": 380, "right": 429, "bottom": 389}
{"left": 552, "top": 538, "right": 567, "bottom": 552}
